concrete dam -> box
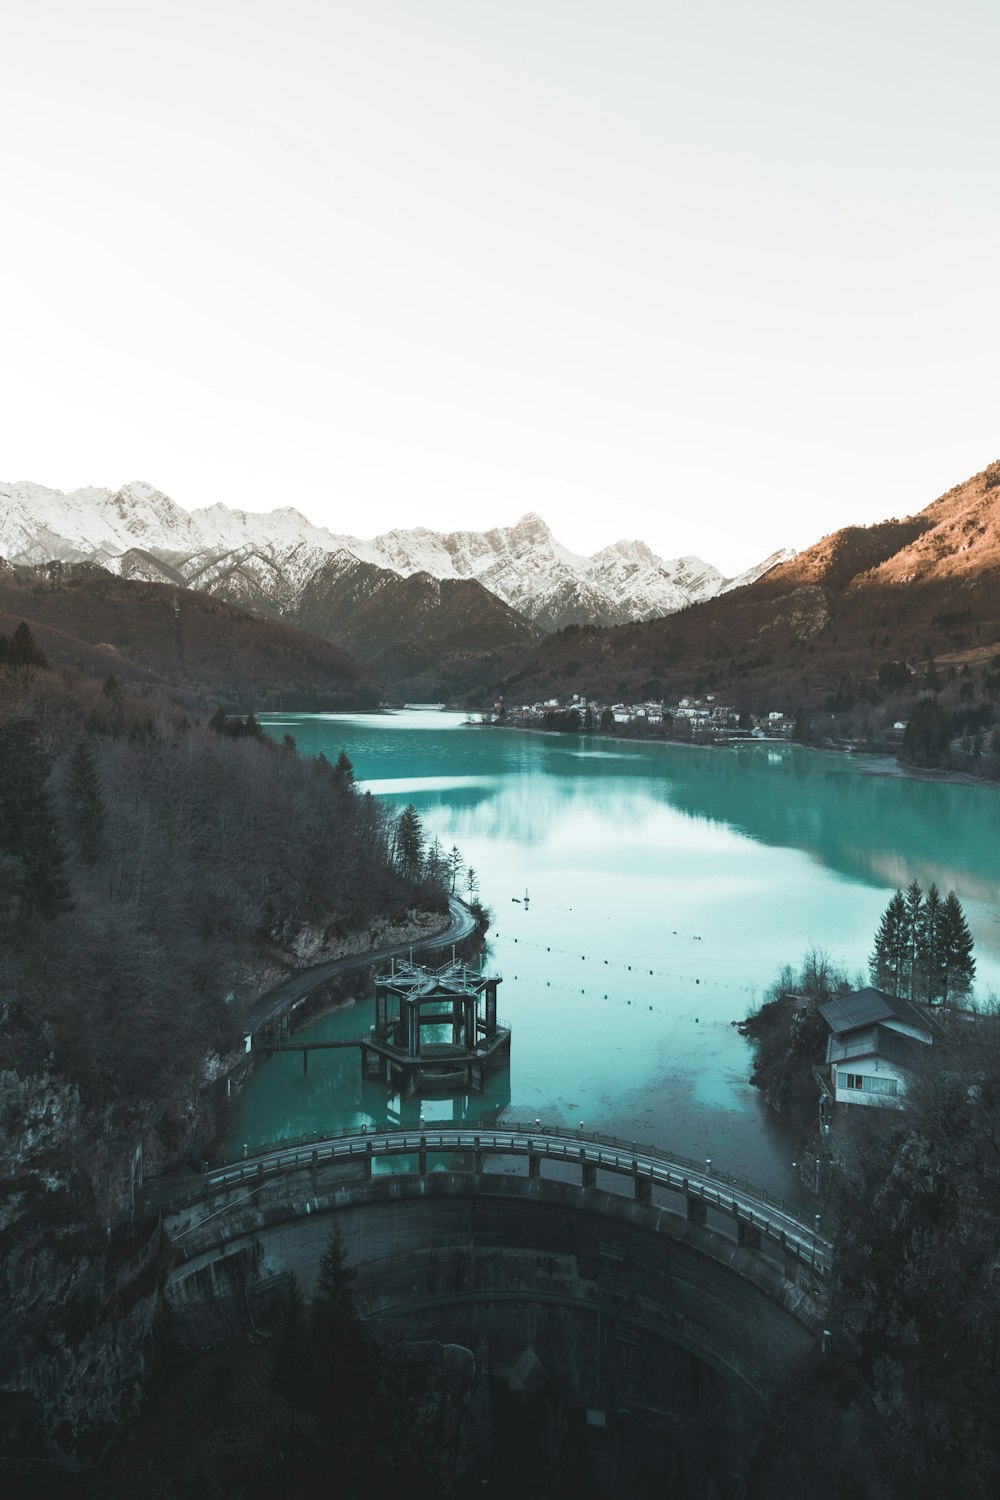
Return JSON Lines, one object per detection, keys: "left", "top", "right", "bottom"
{"left": 155, "top": 1126, "right": 829, "bottom": 1497}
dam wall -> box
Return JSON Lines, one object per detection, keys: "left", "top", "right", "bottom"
{"left": 164, "top": 1170, "right": 823, "bottom": 1495}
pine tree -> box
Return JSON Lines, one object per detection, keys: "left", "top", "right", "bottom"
{"left": 310, "top": 1226, "right": 377, "bottom": 1477}
{"left": 447, "top": 844, "right": 464, "bottom": 894}
{"left": 65, "top": 735, "right": 106, "bottom": 865}
{"left": 270, "top": 1274, "right": 311, "bottom": 1427}
{"left": 314, "top": 1223, "right": 358, "bottom": 1326}
{"left": 425, "top": 836, "right": 445, "bottom": 885}
{"left": 331, "top": 750, "right": 355, "bottom": 791}
{"left": 8, "top": 621, "right": 48, "bottom": 669}
{"left": 903, "top": 879, "right": 925, "bottom": 999}
{"left": 921, "top": 882, "right": 945, "bottom": 1004}
{"left": 938, "top": 891, "right": 976, "bottom": 1005}
{"left": 395, "top": 804, "right": 424, "bottom": 878}
{"left": 869, "top": 890, "right": 908, "bottom": 996}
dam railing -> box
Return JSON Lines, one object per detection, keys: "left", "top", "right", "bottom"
{"left": 148, "top": 1122, "right": 832, "bottom": 1280}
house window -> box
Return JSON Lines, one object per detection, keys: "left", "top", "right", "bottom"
{"left": 841, "top": 1072, "right": 898, "bottom": 1095}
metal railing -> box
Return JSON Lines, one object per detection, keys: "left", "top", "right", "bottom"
{"left": 151, "top": 1121, "right": 831, "bottom": 1278}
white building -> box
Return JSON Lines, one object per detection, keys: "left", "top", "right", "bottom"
{"left": 819, "top": 988, "right": 938, "bottom": 1106}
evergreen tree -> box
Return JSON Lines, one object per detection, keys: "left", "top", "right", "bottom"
{"left": 466, "top": 866, "right": 479, "bottom": 901}
{"left": 0, "top": 718, "right": 73, "bottom": 918}
{"left": 314, "top": 1223, "right": 358, "bottom": 1326}
{"left": 395, "top": 804, "right": 424, "bottom": 877}
{"left": 269, "top": 1273, "right": 311, "bottom": 1428}
{"left": 869, "top": 890, "right": 908, "bottom": 995}
{"left": 310, "top": 1226, "right": 378, "bottom": 1477}
{"left": 584, "top": 705, "right": 594, "bottom": 731}
{"left": 903, "top": 879, "right": 925, "bottom": 999}
{"left": 331, "top": 750, "right": 355, "bottom": 791}
{"left": 921, "top": 882, "right": 945, "bottom": 1004}
{"left": 600, "top": 707, "right": 615, "bottom": 732}
{"left": 7, "top": 621, "right": 48, "bottom": 669}
{"left": 902, "top": 698, "right": 953, "bottom": 767}
{"left": 938, "top": 891, "right": 976, "bottom": 1005}
{"left": 65, "top": 735, "right": 106, "bottom": 865}
{"left": 425, "top": 836, "right": 445, "bottom": 885}
{"left": 447, "top": 844, "right": 464, "bottom": 894}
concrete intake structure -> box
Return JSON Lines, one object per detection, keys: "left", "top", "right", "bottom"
{"left": 158, "top": 1127, "right": 827, "bottom": 1497}
{"left": 255, "top": 957, "right": 510, "bottom": 1097}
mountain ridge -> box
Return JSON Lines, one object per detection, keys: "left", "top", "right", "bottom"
{"left": 0, "top": 478, "right": 794, "bottom": 632}
{"left": 491, "top": 459, "right": 1000, "bottom": 718}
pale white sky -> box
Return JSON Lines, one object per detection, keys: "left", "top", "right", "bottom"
{"left": 2, "top": 0, "right": 998, "bottom": 573}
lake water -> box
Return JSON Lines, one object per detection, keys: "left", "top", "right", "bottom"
{"left": 226, "top": 711, "right": 1000, "bottom": 1202}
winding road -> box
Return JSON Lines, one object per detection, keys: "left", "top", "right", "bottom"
{"left": 242, "top": 896, "right": 479, "bottom": 1038}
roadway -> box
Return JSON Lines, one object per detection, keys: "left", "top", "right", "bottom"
{"left": 154, "top": 1121, "right": 832, "bottom": 1277}
{"left": 242, "top": 896, "right": 479, "bottom": 1037}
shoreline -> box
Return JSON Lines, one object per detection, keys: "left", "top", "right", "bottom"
{"left": 471, "top": 718, "right": 1000, "bottom": 793}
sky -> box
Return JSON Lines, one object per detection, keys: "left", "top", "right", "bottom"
{"left": 2, "top": 1, "right": 998, "bottom": 574}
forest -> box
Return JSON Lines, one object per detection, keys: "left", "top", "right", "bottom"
{"left": 0, "top": 624, "right": 447, "bottom": 1111}
{"left": 740, "top": 919, "right": 1000, "bottom": 1499}
{"left": 0, "top": 624, "right": 456, "bottom": 1464}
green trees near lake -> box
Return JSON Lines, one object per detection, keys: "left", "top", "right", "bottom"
{"left": 869, "top": 879, "right": 975, "bottom": 1004}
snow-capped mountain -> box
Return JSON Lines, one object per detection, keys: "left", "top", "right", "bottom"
{"left": 0, "top": 480, "right": 793, "bottom": 630}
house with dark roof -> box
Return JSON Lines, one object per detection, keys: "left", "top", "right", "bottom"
{"left": 819, "top": 988, "right": 940, "bottom": 1106}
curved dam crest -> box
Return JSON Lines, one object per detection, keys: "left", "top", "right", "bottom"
{"left": 159, "top": 1129, "right": 828, "bottom": 1496}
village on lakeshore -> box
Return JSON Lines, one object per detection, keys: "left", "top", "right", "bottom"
{"left": 470, "top": 693, "right": 893, "bottom": 747}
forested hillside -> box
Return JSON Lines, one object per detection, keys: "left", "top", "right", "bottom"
{"left": 485, "top": 460, "right": 1000, "bottom": 761}
{"left": 0, "top": 562, "right": 381, "bottom": 711}
{"left": 747, "top": 1012, "right": 1000, "bottom": 1499}
{"left": 0, "top": 631, "right": 447, "bottom": 1455}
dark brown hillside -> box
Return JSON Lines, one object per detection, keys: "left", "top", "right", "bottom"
{"left": 295, "top": 553, "right": 542, "bottom": 697}
{"left": 0, "top": 563, "right": 380, "bottom": 710}
{"left": 490, "top": 459, "right": 1000, "bottom": 718}
{"left": 756, "top": 516, "right": 930, "bottom": 594}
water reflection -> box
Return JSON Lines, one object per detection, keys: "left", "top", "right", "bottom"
{"left": 229, "top": 713, "right": 1000, "bottom": 1199}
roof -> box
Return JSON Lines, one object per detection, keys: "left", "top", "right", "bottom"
{"left": 819, "top": 987, "right": 935, "bottom": 1038}
{"left": 826, "top": 1023, "right": 921, "bottom": 1071}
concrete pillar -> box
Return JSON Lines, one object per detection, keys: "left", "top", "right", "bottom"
{"left": 528, "top": 1146, "right": 541, "bottom": 1180}
{"left": 419, "top": 1135, "right": 427, "bottom": 1176}
{"left": 737, "top": 1218, "right": 761, "bottom": 1250}
{"left": 580, "top": 1149, "right": 596, "bottom": 1190}
{"left": 633, "top": 1163, "right": 651, "bottom": 1203}
{"left": 473, "top": 1137, "right": 482, "bottom": 1175}
{"left": 364, "top": 1140, "right": 373, "bottom": 1181}
{"left": 781, "top": 1233, "right": 798, "bottom": 1282}
{"left": 684, "top": 1184, "right": 707, "bottom": 1224}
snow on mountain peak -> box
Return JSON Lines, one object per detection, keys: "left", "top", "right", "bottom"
{"left": 0, "top": 477, "right": 788, "bottom": 630}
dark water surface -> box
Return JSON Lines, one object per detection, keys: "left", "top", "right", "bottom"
{"left": 226, "top": 712, "right": 1000, "bottom": 1202}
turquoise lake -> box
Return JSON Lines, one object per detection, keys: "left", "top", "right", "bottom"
{"left": 227, "top": 712, "right": 1000, "bottom": 1202}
